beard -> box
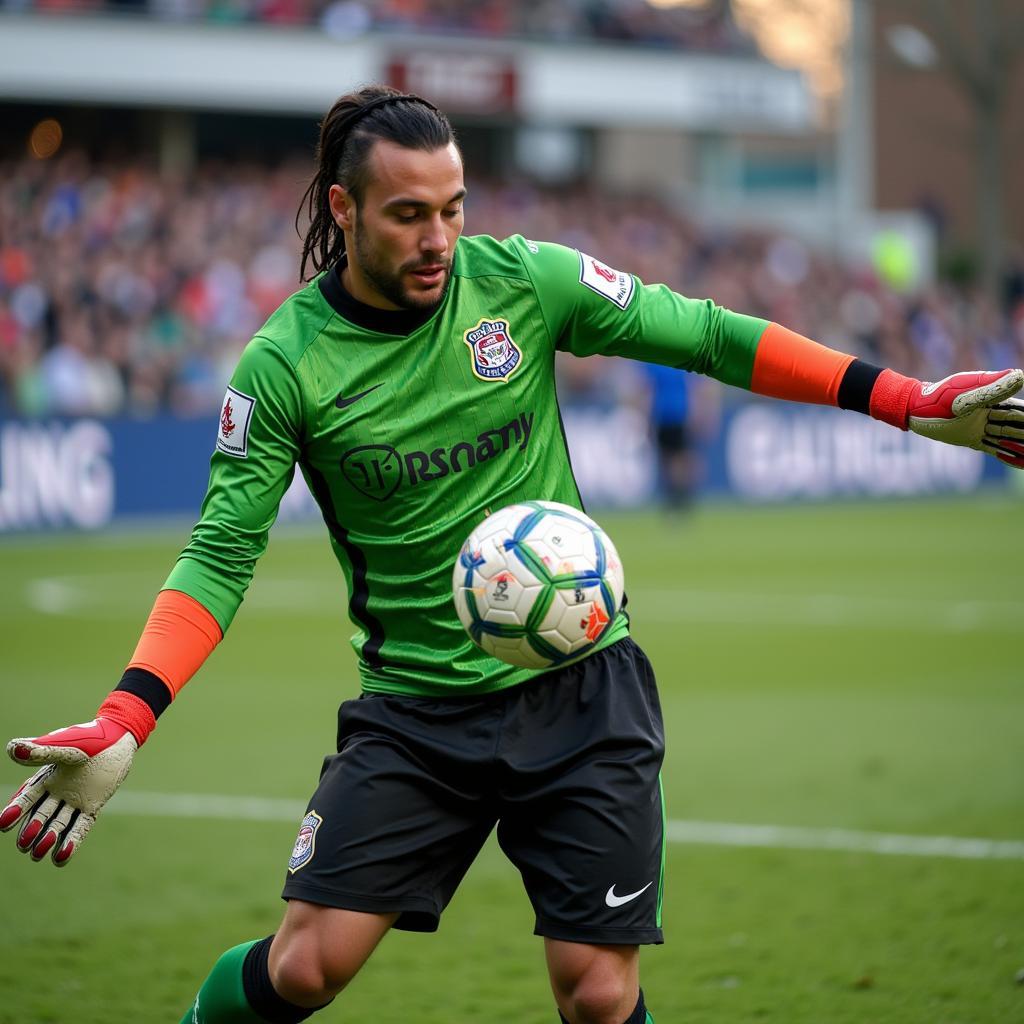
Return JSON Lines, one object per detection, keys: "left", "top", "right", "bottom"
{"left": 352, "top": 220, "right": 451, "bottom": 311}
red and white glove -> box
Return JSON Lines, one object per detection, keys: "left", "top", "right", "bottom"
{"left": 872, "top": 368, "right": 1024, "bottom": 466}
{"left": 1, "top": 693, "right": 153, "bottom": 866}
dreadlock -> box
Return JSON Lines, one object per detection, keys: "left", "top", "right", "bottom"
{"left": 296, "top": 85, "right": 457, "bottom": 282}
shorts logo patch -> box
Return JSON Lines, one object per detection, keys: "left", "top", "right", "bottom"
{"left": 579, "top": 252, "right": 635, "bottom": 310}
{"left": 217, "top": 386, "right": 256, "bottom": 458}
{"left": 605, "top": 880, "right": 653, "bottom": 908}
{"left": 288, "top": 810, "right": 323, "bottom": 874}
{"left": 463, "top": 318, "right": 522, "bottom": 383}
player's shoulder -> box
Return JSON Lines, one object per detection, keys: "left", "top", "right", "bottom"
{"left": 455, "top": 233, "right": 569, "bottom": 282}
{"left": 246, "top": 276, "right": 335, "bottom": 368}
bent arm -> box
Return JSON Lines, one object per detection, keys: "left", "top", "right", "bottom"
{"left": 112, "top": 334, "right": 305, "bottom": 735}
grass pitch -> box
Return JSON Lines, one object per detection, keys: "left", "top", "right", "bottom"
{"left": 1, "top": 495, "right": 1022, "bottom": 1024}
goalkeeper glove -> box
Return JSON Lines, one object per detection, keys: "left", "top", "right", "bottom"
{"left": 872, "top": 368, "right": 1024, "bottom": 466}
{"left": 1, "top": 692, "right": 154, "bottom": 865}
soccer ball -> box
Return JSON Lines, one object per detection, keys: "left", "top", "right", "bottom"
{"left": 452, "top": 500, "right": 625, "bottom": 670}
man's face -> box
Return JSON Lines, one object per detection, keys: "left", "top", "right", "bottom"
{"left": 331, "top": 140, "right": 465, "bottom": 311}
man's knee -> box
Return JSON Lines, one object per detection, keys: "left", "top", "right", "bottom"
{"left": 547, "top": 941, "right": 641, "bottom": 1024}
{"left": 567, "top": 972, "right": 636, "bottom": 1024}
{"left": 268, "top": 935, "right": 339, "bottom": 1006}
{"left": 268, "top": 903, "right": 396, "bottom": 1007}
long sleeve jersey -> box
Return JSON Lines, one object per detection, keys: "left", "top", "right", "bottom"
{"left": 163, "top": 234, "right": 769, "bottom": 697}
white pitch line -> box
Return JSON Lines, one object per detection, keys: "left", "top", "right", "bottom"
{"left": 108, "top": 791, "right": 305, "bottom": 822}
{"left": 19, "top": 574, "right": 1024, "bottom": 633}
{"left": 666, "top": 820, "right": 1024, "bottom": 862}
{"left": 104, "top": 791, "right": 1024, "bottom": 862}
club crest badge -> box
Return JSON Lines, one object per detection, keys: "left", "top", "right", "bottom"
{"left": 288, "top": 810, "right": 322, "bottom": 874}
{"left": 463, "top": 318, "right": 522, "bottom": 383}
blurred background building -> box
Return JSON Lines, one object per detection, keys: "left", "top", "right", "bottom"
{"left": 0, "top": 0, "right": 1021, "bottom": 528}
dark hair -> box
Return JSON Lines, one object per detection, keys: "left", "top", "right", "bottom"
{"left": 296, "top": 85, "right": 458, "bottom": 281}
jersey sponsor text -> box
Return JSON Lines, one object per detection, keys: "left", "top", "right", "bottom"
{"left": 340, "top": 411, "right": 535, "bottom": 500}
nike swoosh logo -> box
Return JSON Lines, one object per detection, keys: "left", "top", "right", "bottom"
{"left": 336, "top": 383, "right": 384, "bottom": 409}
{"left": 605, "top": 881, "right": 654, "bottom": 908}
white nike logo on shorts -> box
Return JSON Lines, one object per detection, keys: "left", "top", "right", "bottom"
{"left": 605, "top": 881, "right": 654, "bottom": 908}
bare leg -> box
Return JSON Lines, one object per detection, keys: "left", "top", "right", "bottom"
{"left": 268, "top": 900, "right": 399, "bottom": 1007}
{"left": 545, "top": 939, "right": 641, "bottom": 1024}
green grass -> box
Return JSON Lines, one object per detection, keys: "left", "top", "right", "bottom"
{"left": 1, "top": 495, "right": 1023, "bottom": 1023}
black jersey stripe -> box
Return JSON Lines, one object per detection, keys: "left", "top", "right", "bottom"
{"left": 551, "top": 378, "right": 631, "bottom": 622}
{"left": 552, "top": 372, "right": 586, "bottom": 511}
{"left": 302, "top": 461, "right": 389, "bottom": 670}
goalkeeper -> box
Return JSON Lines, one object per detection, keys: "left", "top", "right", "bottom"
{"left": 4, "top": 86, "right": 1024, "bottom": 1024}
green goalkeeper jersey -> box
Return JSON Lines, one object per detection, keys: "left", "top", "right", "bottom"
{"left": 165, "top": 234, "right": 767, "bottom": 697}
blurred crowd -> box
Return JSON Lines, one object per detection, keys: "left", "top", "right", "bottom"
{"left": 2, "top": 151, "right": 1023, "bottom": 419}
{"left": 0, "top": 0, "right": 752, "bottom": 51}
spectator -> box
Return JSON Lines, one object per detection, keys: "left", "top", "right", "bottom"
{"left": 2, "top": 0, "right": 756, "bottom": 52}
{"left": 0, "top": 152, "right": 1020, "bottom": 418}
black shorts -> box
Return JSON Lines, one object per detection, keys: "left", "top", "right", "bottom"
{"left": 281, "top": 637, "right": 666, "bottom": 945}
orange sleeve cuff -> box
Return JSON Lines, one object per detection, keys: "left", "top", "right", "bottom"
{"left": 126, "top": 589, "right": 223, "bottom": 700}
{"left": 750, "top": 323, "right": 855, "bottom": 407}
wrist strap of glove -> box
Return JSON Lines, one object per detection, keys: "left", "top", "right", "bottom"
{"left": 868, "top": 368, "right": 919, "bottom": 430}
{"left": 96, "top": 691, "right": 156, "bottom": 747}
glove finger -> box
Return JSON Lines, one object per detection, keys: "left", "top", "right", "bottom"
{"left": 986, "top": 423, "right": 1024, "bottom": 441}
{"left": 989, "top": 437, "right": 1024, "bottom": 455}
{"left": 981, "top": 438, "right": 1024, "bottom": 465}
{"left": 7, "top": 738, "right": 88, "bottom": 768}
{"left": 17, "top": 793, "right": 61, "bottom": 854}
{"left": 951, "top": 369, "right": 1024, "bottom": 417}
{"left": 981, "top": 436, "right": 1024, "bottom": 454}
{"left": 53, "top": 810, "right": 94, "bottom": 867}
{"left": 990, "top": 396, "right": 1024, "bottom": 411}
{"left": 31, "top": 801, "right": 75, "bottom": 862}
{"left": 0, "top": 764, "right": 56, "bottom": 833}
{"left": 985, "top": 404, "right": 1024, "bottom": 440}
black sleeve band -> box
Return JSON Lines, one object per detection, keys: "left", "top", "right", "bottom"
{"left": 115, "top": 668, "right": 172, "bottom": 719}
{"left": 837, "top": 359, "right": 885, "bottom": 415}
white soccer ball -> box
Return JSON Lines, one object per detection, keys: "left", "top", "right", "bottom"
{"left": 452, "top": 500, "right": 625, "bottom": 670}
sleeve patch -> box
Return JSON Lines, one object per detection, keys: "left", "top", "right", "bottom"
{"left": 578, "top": 251, "right": 635, "bottom": 310}
{"left": 217, "top": 386, "right": 257, "bottom": 458}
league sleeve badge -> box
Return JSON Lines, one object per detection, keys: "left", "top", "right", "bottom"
{"left": 216, "top": 385, "right": 257, "bottom": 458}
{"left": 578, "top": 252, "right": 636, "bottom": 310}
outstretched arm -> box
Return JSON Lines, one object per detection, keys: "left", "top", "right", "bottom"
{"left": 510, "top": 239, "right": 1024, "bottom": 467}
{"left": 748, "top": 323, "right": 1024, "bottom": 467}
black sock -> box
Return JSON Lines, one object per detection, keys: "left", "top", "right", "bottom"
{"left": 242, "top": 935, "right": 333, "bottom": 1023}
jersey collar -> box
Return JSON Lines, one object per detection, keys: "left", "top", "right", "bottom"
{"left": 318, "top": 258, "right": 446, "bottom": 337}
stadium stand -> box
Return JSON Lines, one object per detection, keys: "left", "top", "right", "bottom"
{"left": 0, "top": 0, "right": 755, "bottom": 51}
{"left": 2, "top": 150, "right": 1021, "bottom": 418}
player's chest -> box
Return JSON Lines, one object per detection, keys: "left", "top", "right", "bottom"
{"left": 300, "top": 304, "right": 551, "bottom": 505}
